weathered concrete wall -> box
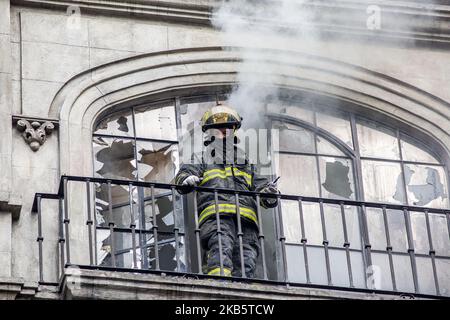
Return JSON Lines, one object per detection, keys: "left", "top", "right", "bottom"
{"left": 0, "top": 0, "right": 449, "bottom": 298}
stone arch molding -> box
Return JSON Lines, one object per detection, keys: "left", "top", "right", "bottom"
{"left": 49, "top": 46, "right": 450, "bottom": 177}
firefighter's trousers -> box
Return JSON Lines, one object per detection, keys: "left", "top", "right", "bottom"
{"left": 200, "top": 216, "right": 260, "bottom": 278}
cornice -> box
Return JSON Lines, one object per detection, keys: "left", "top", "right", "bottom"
{"left": 9, "top": 0, "right": 450, "bottom": 44}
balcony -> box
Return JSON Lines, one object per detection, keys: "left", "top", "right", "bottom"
{"left": 31, "top": 175, "right": 450, "bottom": 300}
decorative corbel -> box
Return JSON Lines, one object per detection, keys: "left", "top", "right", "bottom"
{"left": 12, "top": 116, "right": 59, "bottom": 152}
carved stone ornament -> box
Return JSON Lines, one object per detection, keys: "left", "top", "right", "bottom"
{"left": 16, "top": 119, "right": 55, "bottom": 151}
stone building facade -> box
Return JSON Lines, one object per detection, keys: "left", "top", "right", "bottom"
{"left": 0, "top": 0, "right": 449, "bottom": 299}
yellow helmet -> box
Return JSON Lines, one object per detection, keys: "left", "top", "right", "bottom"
{"left": 200, "top": 104, "right": 242, "bottom": 132}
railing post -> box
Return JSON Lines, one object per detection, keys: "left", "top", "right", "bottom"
{"left": 382, "top": 206, "right": 397, "bottom": 291}
{"left": 234, "top": 192, "right": 246, "bottom": 278}
{"left": 256, "top": 195, "right": 268, "bottom": 280}
{"left": 403, "top": 208, "right": 420, "bottom": 293}
{"left": 424, "top": 209, "right": 440, "bottom": 295}
{"left": 274, "top": 195, "right": 288, "bottom": 283}
{"left": 63, "top": 177, "right": 71, "bottom": 265}
{"left": 36, "top": 195, "right": 44, "bottom": 283}
{"left": 319, "top": 200, "right": 332, "bottom": 286}
{"left": 150, "top": 184, "right": 160, "bottom": 271}
{"left": 359, "top": 204, "right": 372, "bottom": 288}
{"left": 340, "top": 202, "right": 354, "bottom": 288}
{"left": 298, "top": 199, "right": 310, "bottom": 284}
{"left": 85, "top": 179, "right": 94, "bottom": 266}
{"left": 58, "top": 198, "right": 65, "bottom": 277}
{"left": 107, "top": 180, "right": 116, "bottom": 268}
{"left": 171, "top": 187, "right": 181, "bottom": 272}
{"left": 213, "top": 190, "right": 225, "bottom": 276}
{"left": 129, "top": 183, "right": 138, "bottom": 269}
{"left": 193, "top": 190, "right": 203, "bottom": 274}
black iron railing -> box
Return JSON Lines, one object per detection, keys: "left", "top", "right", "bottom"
{"left": 32, "top": 175, "right": 450, "bottom": 299}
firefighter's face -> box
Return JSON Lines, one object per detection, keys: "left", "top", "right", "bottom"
{"left": 210, "top": 127, "right": 234, "bottom": 139}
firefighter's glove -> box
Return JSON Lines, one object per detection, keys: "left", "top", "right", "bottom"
{"left": 260, "top": 184, "right": 279, "bottom": 208}
{"left": 182, "top": 175, "right": 201, "bottom": 186}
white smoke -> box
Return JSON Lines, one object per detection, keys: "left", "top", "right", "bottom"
{"left": 211, "top": 0, "right": 319, "bottom": 129}
{"left": 211, "top": 0, "right": 443, "bottom": 130}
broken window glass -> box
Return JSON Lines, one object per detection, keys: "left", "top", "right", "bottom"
{"left": 94, "top": 109, "right": 134, "bottom": 137}
{"left": 401, "top": 135, "right": 440, "bottom": 164}
{"left": 93, "top": 136, "right": 137, "bottom": 180}
{"left": 267, "top": 102, "right": 315, "bottom": 124}
{"left": 273, "top": 121, "right": 315, "bottom": 153}
{"left": 316, "top": 111, "right": 353, "bottom": 149}
{"left": 134, "top": 103, "right": 177, "bottom": 141}
{"left": 135, "top": 140, "right": 179, "bottom": 184}
{"left": 357, "top": 119, "right": 400, "bottom": 160}
{"left": 404, "top": 164, "right": 448, "bottom": 208}
{"left": 361, "top": 160, "right": 405, "bottom": 204}
{"left": 319, "top": 157, "right": 354, "bottom": 200}
{"left": 278, "top": 153, "right": 319, "bottom": 197}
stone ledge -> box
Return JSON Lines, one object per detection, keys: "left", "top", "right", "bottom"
{"left": 10, "top": 0, "right": 450, "bottom": 44}
{"left": 60, "top": 267, "right": 427, "bottom": 300}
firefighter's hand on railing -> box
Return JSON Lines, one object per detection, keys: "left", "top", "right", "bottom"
{"left": 260, "top": 178, "right": 280, "bottom": 208}
{"left": 182, "top": 175, "right": 201, "bottom": 186}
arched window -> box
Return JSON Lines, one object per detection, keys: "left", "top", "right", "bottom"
{"left": 269, "top": 97, "right": 450, "bottom": 294}
{"left": 90, "top": 92, "right": 450, "bottom": 296}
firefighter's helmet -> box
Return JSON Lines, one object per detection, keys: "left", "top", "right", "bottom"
{"left": 200, "top": 104, "right": 242, "bottom": 132}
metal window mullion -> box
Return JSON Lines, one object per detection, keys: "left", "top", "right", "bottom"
{"left": 350, "top": 115, "right": 369, "bottom": 283}
{"left": 298, "top": 199, "right": 311, "bottom": 284}
{"left": 171, "top": 187, "right": 181, "bottom": 272}
{"left": 255, "top": 195, "right": 268, "bottom": 280}
{"left": 382, "top": 206, "right": 397, "bottom": 291}
{"left": 319, "top": 200, "right": 332, "bottom": 286}
{"left": 93, "top": 133, "right": 179, "bottom": 146}
{"left": 85, "top": 180, "right": 94, "bottom": 266}
{"left": 403, "top": 208, "right": 420, "bottom": 293}
{"left": 397, "top": 129, "right": 410, "bottom": 206}
{"left": 36, "top": 195, "right": 44, "bottom": 283}
{"left": 424, "top": 209, "right": 440, "bottom": 295}
{"left": 63, "top": 177, "right": 71, "bottom": 265}
{"left": 340, "top": 202, "right": 354, "bottom": 288}
{"left": 150, "top": 185, "right": 160, "bottom": 271}
{"left": 234, "top": 193, "right": 246, "bottom": 278}
{"left": 129, "top": 183, "right": 138, "bottom": 269}
{"left": 213, "top": 191, "right": 225, "bottom": 276}
{"left": 107, "top": 181, "right": 116, "bottom": 268}
{"left": 193, "top": 190, "right": 203, "bottom": 274}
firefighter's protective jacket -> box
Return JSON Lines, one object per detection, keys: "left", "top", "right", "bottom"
{"left": 175, "top": 138, "right": 276, "bottom": 227}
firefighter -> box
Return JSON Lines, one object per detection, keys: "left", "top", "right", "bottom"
{"left": 175, "top": 103, "right": 278, "bottom": 278}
